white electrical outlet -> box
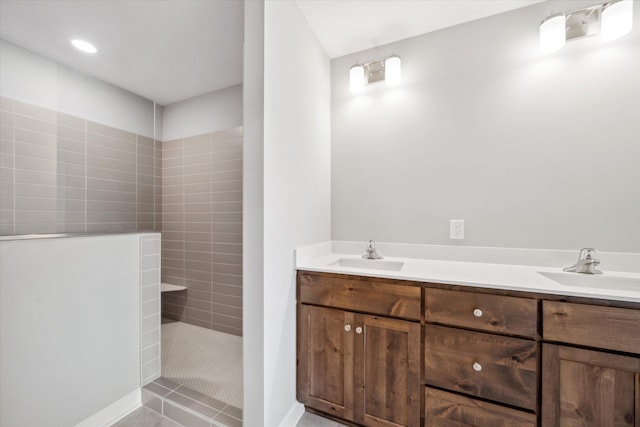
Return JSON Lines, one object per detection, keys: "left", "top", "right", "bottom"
{"left": 450, "top": 220, "right": 464, "bottom": 240}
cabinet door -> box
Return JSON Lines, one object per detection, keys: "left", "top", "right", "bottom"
{"left": 298, "top": 305, "right": 355, "bottom": 421}
{"left": 542, "top": 344, "right": 640, "bottom": 427}
{"left": 355, "top": 314, "right": 421, "bottom": 427}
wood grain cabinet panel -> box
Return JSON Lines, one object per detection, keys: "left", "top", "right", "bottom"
{"left": 425, "top": 288, "right": 538, "bottom": 338}
{"left": 542, "top": 344, "right": 640, "bottom": 427}
{"left": 355, "top": 315, "right": 421, "bottom": 427}
{"left": 425, "top": 387, "right": 537, "bottom": 427}
{"left": 298, "top": 305, "right": 355, "bottom": 421}
{"left": 543, "top": 301, "right": 640, "bottom": 355}
{"left": 424, "top": 324, "right": 538, "bottom": 410}
{"left": 299, "top": 272, "right": 421, "bottom": 320}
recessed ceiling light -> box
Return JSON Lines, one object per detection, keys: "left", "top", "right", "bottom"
{"left": 71, "top": 39, "right": 97, "bottom": 54}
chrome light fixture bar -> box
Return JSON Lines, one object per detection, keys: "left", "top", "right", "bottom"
{"left": 539, "top": 0, "right": 633, "bottom": 54}
{"left": 349, "top": 55, "right": 402, "bottom": 93}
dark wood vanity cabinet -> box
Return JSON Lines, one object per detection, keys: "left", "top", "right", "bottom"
{"left": 297, "top": 274, "right": 422, "bottom": 427}
{"left": 297, "top": 271, "right": 640, "bottom": 427}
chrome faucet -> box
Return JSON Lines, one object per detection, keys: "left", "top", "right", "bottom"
{"left": 563, "top": 248, "right": 602, "bottom": 274}
{"left": 362, "top": 240, "right": 383, "bottom": 260}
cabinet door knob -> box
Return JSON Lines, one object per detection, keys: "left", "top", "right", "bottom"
{"left": 355, "top": 327, "right": 363, "bottom": 334}
{"left": 473, "top": 308, "right": 483, "bottom": 318}
{"left": 472, "top": 362, "right": 482, "bottom": 372}
{"left": 344, "top": 324, "right": 351, "bottom": 332}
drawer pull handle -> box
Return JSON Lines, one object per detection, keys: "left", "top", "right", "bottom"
{"left": 344, "top": 325, "right": 351, "bottom": 332}
{"left": 355, "top": 327, "right": 363, "bottom": 334}
{"left": 473, "top": 309, "right": 483, "bottom": 318}
{"left": 473, "top": 362, "right": 482, "bottom": 372}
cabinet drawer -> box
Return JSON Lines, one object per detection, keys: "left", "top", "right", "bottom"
{"left": 543, "top": 301, "right": 640, "bottom": 354}
{"left": 424, "top": 325, "right": 538, "bottom": 410}
{"left": 425, "top": 288, "right": 538, "bottom": 338}
{"left": 298, "top": 273, "right": 421, "bottom": 320}
{"left": 425, "top": 387, "right": 537, "bottom": 427}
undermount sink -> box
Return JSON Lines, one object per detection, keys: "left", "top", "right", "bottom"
{"left": 538, "top": 271, "right": 640, "bottom": 292}
{"left": 330, "top": 258, "right": 404, "bottom": 272}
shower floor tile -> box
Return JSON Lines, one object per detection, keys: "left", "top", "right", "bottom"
{"left": 161, "top": 320, "right": 243, "bottom": 409}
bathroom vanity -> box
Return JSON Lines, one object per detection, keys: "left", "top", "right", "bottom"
{"left": 295, "top": 248, "right": 640, "bottom": 427}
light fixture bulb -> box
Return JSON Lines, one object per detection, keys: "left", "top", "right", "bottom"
{"left": 385, "top": 56, "right": 401, "bottom": 86}
{"left": 601, "top": 0, "right": 633, "bottom": 42}
{"left": 539, "top": 14, "right": 566, "bottom": 54}
{"left": 71, "top": 39, "right": 97, "bottom": 53}
{"left": 350, "top": 64, "right": 365, "bottom": 93}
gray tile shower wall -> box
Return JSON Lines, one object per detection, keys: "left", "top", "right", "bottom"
{"left": 0, "top": 96, "right": 161, "bottom": 235}
{"left": 141, "top": 233, "right": 162, "bottom": 386}
{"left": 161, "top": 128, "right": 242, "bottom": 336}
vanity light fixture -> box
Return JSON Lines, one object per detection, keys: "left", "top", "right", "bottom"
{"left": 349, "top": 55, "right": 402, "bottom": 93}
{"left": 71, "top": 39, "right": 97, "bottom": 54}
{"left": 601, "top": 0, "right": 634, "bottom": 41}
{"left": 539, "top": 0, "right": 633, "bottom": 54}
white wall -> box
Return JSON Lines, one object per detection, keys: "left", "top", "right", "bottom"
{"left": 263, "top": 1, "right": 331, "bottom": 425}
{"left": 331, "top": 0, "right": 640, "bottom": 253}
{"left": 0, "top": 39, "right": 155, "bottom": 138}
{"left": 162, "top": 85, "right": 242, "bottom": 141}
{"left": 242, "top": 1, "right": 265, "bottom": 425}
{"left": 0, "top": 234, "right": 141, "bottom": 427}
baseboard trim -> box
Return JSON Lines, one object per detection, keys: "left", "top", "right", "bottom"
{"left": 74, "top": 388, "right": 141, "bottom": 427}
{"left": 277, "top": 401, "right": 305, "bottom": 427}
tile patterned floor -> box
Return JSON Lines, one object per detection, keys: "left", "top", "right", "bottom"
{"left": 114, "top": 409, "right": 342, "bottom": 427}
{"left": 141, "top": 377, "right": 242, "bottom": 427}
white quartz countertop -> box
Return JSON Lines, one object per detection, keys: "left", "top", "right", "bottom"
{"left": 295, "top": 242, "right": 640, "bottom": 303}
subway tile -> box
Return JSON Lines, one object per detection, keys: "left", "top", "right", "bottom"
{"left": 153, "top": 377, "right": 181, "bottom": 391}
{"left": 183, "top": 278, "right": 211, "bottom": 291}
{"left": 212, "top": 232, "right": 241, "bottom": 244}
{"left": 87, "top": 177, "right": 137, "bottom": 193}
{"left": 0, "top": 153, "right": 13, "bottom": 169}
{"left": 185, "top": 259, "right": 211, "bottom": 273}
{"left": 87, "top": 189, "right": 136, "bottom": 203}
{"left": 162, "top": 293, "right": 186, "bottom": 306}
{"left": 86, "top": 222, "right": 136, "bottom": 233}
{"left": 141, "top": 357, "right": 161, "bottom": 381}
{"left": 211, "top": 253, "right": 242, "bottom": 265}
{"left": 211, "top": 243, "right": 241, "bottom": 254}
{"left": 212, "top": 136, "right": 242, "bottom": 151}
{"left": 87, "top": 165, "right": 136, "bottom": 183}
{"left": 0, "top": 138, "right": 13, "bottom": 155}
{"left": 184, "top": 250, "right": 211, "bottom": 263}
{"left": 142, "top": 343, "right": 160, "bottom": 364}
{"left": 184, "top": 288, "right": 212, "bottom": 302}
{"left": 0, "top": 124, "right": 11, "bottom": 139}
{"left": 211, "top": 202, "right": 241, "bottom": 213}
{"left": 212, "top": 284, "right": 242, "bottom": 299}
{"left": 175, "top": 386, "right": 227, "bottom": 411}
{"left": 162, "top": 302, "right": 186, "bottom": 318}
{"left": 185, "top": 298, "right": 212, "bottom": 312}
{"left": 185, "top": 212, "right": 212, "bottom": 223}
{"left": 138, "top": 163, "right": 155, "bottom": 176}
{"left": 213, "top": 263, "right": 242, "bottom": 275}
{"left": 56, "top": 112, "right": 85, "bottom": 129}
{"left": 211, "top": 148, "right": 241, "bottom": 162}
{"left": 87, "top": 141, "right": 136, "bottom": 162}
{"left": 213, "top": 294, "right": 241, "bottom": 307}
{"left": 138, "top": 136, "right": 155, "bottom": 157}
{"left": 142, "top": 254, "right": 161, "bottom": 270}
{"left": 212, "top": 303, "right": 241, "bottom": 318}
{"left": 185, "top": 231, "right": 211, "bottom": 242}
{"left": 15, "top": 155, "right": 57, "bottom": 174}
{"left": 15, "top": 100, "right": 58, "bottom": 122}
{"left": 162, "top": 175, "right": 183, "bottom": 187}
{"left": 212, "top": 212, "right": 242, "bottom": 223}
{"left": 15, "top": 114, "right": 57, "bottom": 135}
{"left": 15, "top": 140, "right": 56, "bottom": 161}
{"left": 87, "top": 132, "right": 136, "bottom": 155}
{"left": 162, "top": 257, "right": 185, "bottom": 269}
{"left": 142, "top": 284, "right": 160, "bottom": 302}
{"left": 87, "top": 121, "right": 136, "bottom": 143}
{"left": 165, "top": 392, "right": 220, "bottom": 420}
{"left": 87, "top": 211, "right": 137, "bottom": 223}
{"left": 212, "top": 313, "right": 242, "bottom": 329}
{"left": 184, "top": 133, "right": 210, "bottom": 147}
{"left": 221, "top": 405, "right": 242, "bottom": 421}
{"left": 184, "top": 316, "right": 212, "bottom": 330}
{"left": 141, "top": 389, "right": 163, "bottom": 413}
{"left": 185, "top": 192, "right": 211, "bottom": 204}
{"left": 87, "top": 154, "right": 136, "bottom": 173}
{"left": 15, "top": 222, "right": 60, "bottom": 234}
{"left": 142, "top": 238, "right": 161, "bottom": 255}
{"left": 213, "top": 191, "right": 241, "bottom": 202}
{"left": 212, "top": 170, "right": 241, "bottom": 182}
{"left": 163, "top": 401, "right": 211, "bottom": 427}
{"left": 57, "top": 124, "right": 85, "bottom": 142}
{"left": 211, "top": 323, "right": 241, "bottom": 336}
{"left": 142, "top": 298, "right": 160, "bottom": 317}
{"left": 213, "top": 412, "right": 242, "bottom": 427}
{"left": 141, "top": 313, "right": 161, "bottom": 333}
{"left": 162, "top": 193, "right": 184, "bottom": 205}
{"left": 162, "top": 310, "right": 184, "bottom": 322}
{"left": 212, "top": 180, "right": 241, "bottom": 193}
{"left": 0, "top": 96, "right": 14, "bottom": 112}
{"left": 87, "top": 200, "right": 136, "bottom": 213}
{"left": 161, "top": 239, "right": 183, "bottom": 252}
{"left": 184, "top": 173, "right": 210, "bottom": 185}
{"left": 141, "top": 328, "right": 160, "bottom": 349}
{"left": 56, "top": 137, "right": 85, "bottom": 153}
{"left": 183, "top": 162, "right": 212, "bottom": 175}
{"left": 184, "top": 182, "right": 212, "bottom": 194}
{"left": 212, "top": 222, "right": 241, "bottom": 234}
{"left": 0, "top": 111, "right": 13, "bottom": 126}
{"left": 138, "top": 173, "right": 155, "bottom": 186}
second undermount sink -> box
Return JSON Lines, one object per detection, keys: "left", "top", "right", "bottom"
{"left": 330, "top": 258, "right": 405, "bottom": 272}
{"left": 538, "top": 271, "right": 640, "bottom": 292}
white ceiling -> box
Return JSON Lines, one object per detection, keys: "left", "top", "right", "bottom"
{"left": 295, "top": 0, "right": 547, "bottom": 58}
{"left": 0, "top": 0, "right": 243, "bottom": 105}
{"left": 0, "top": 0, "right": 547, "bottom": 104}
